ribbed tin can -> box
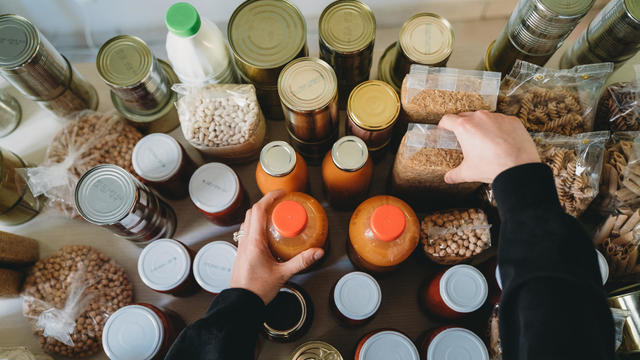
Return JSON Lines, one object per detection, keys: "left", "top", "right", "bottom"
{"left": 290, "top": 341, "right": 343, "bottom": 360}
{"left": 377, "top": 42, "right": 401, "bottom": 93}
{"left": 560, "top": 0, "right": 640, "bottom": 69}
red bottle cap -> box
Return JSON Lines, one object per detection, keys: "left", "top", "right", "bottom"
{"left": 370, "top": 205, "right": 406, "bottom": 242}
{"left": 272, "top": 200, "right": 308, "bottom": 238}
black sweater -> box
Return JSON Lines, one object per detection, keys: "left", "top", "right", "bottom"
{"left": 164, "top": 163, "right": 615, "bottom": 360}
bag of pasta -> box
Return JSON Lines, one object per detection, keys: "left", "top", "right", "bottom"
{"left": 533, "top": 131, "right": 608, "bottom": 217}
{"left": 593, "top": 209, "right": 640, "bottom": 280}
{"left": 595, "top": 84, "right": 640, "bottom": 131}
{"left": 497, "top": 60, "right": 613, "bottom": 136}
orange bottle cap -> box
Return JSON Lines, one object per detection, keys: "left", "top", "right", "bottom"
{"left": 370, "top": 205, "right": 406, "bottom": 242}
{"left": 272, "top": 200, "right": 308, "bottom": 238}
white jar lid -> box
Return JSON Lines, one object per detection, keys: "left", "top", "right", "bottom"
{"left": 358, "top": 330, "right": 419, "bottom": 360}
{"left": 440, "top": 265, "right": 488, "bottom": 313}
{"left": 189, "top": 163, "right": 240, "bottom": 214}
{"left": 596, "top": 249, "right": 609, "bottom": 285}
{"left": 334, "top": 271, "right": 381, "bottom": 320}
{"left": 132, "top": 133, "right": 183, "bottom": 182}
{"left": 102, "top": 305, "right": 164, "bottom": 360}
{"left": 193, "top": 241, "right": 237, "bottom": 293}
{"left": 138, "top": 238, "right": 191, "bottom": 292}
{"left": 427, "top": 328, "right": 489, "bottom": 360}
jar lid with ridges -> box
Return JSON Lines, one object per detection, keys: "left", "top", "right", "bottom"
{"left": 228, "top": 0, "right": 306, "bottom": 69}
{"left": 132, "top": 133, "right": 183, "bottom": 182}
{"left": 377, "top": 42, "right": 401, "bottom": 93}
{"left": 291, "top": 341, "right": 343, "bottom": 360}
{"left": 440, "top": 264, "right": 488, "bottom": 313}
{"left": 0, "top": 15, "right": 39, "bottom": 70}
{"left": 193, "top": 241, "right": 237, "bottom": 294}
{"left": 138, "top": 239, "right": 191, "bottom": 292}
{"left": 427, "top": 328, "right": 489, "bottom": 360}
{"left": 348, "top": 80, "right": 400, "bottom": 130}
{"left": 102, "top": 305, "right": 164, "bottom": 360}
{"left": 319, "top": 0, "right": 376, "bottom": 53}
{"left": 332, "top": 136, "right": 368, "bottom": 171}
{"left": 538, "top": 0, "right": 594, "bottom": 17}
{"left": 334, "top": 271, "right": 381, "bottom": 320}
{"left": 358, "top": 330, "right": 419, "bottom": 360}
{"left": 260, "top": 141, "right": 297, "bottom": 177}
{"left": 188, "top": 163, "right": 240, "bottom": 214}
{"left": 399, "top": 13, "right": 454, "bottom": 65}
{"left": 278, "top": 57, "right": 337, "bottom": 112}
{"left": 626, "top": 0, "right": 640, "bottom": 21}
{"left": 75, "top": 164, "right": 137, "bottom": 225}
{"left": 97, "top": 35, "right": 153, "bottom": 88}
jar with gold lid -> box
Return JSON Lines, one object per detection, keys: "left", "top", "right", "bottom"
{"left": 291, "top": 341, "right": 343, "bottom": 360}
{"left": 256, "top": 141, "right": 308, "bottom": 195}
{"left": 322, "top": 136, "right": 373, "bottom": 209}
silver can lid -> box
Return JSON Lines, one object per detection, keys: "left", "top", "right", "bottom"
{"left": 334, "top": 271, "right": 381, "bottom": 320}
{"left": 75, "top": 164, "right": 137, "bottom": 225}
{"left": 0, "top": 14, "right": 39, "bottom": 70}
{"left": 332, "top": 136, "right": 368, "bottom": 171}
{"left": 137, "top": 238, "right": 191, "bottom": 292}
{"left": 102, "top": 305, "right": 164, "bottom": 360}
{"left": 260, "top": 141, "right": 297, "bottom": 177}
{"left": 132, "top": 133, "right": 183, "bottom": 183}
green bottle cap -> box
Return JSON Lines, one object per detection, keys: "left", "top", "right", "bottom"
{"left": 166, "top": 2, "right": 201, "bottom": 37}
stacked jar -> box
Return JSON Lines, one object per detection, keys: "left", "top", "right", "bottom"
{"left": 137, "top": 238, "right": 199, "bottom": 297}
{"left": 0, "top": 15, "right": 98, "bottom": 118}
{"left": 0, "top": 148, "right": 41, "bottom": 225}
{"left": 228, "top": 0, "right": 308, "bottom": 120}
{"left": 256, "top": 141, "right": 308, "bottom": 195}
{"left": 97, "top": 35, "right": 179, "bottom": 134}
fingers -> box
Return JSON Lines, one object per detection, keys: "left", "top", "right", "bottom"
{"left": 279, "top": 248, "right": 324, "bottom": 278}
{"left": 444, "top": 162, "right": 468, "bottom": 184}
{"left": 248, "top": 190, "right": 285, "bottom": 243}
{"left": 237, "top": 209, "right": 252, "bottom": 250}
{"left": 438, "top": 114, "right": 464, "bottom": 133}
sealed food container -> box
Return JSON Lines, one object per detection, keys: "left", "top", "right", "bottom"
{"left": 0, "top": 15, "right": 98, "bottom": 118}
{"left": 355, "top": 329, "right": 420, "bottom": 360}
{"left": 319, "top": 0, "right": 376, "bottom": 107}
{"left": 322, "top": 136, "right": 373, "bottom": 209}
{"left": 75, "top": 164, "right": 177, "bottom": 246}
{"left": 288, "top": 127, "right": 338, "bottom": 164}
{"left": 266, "top": 192, "right": 329, "bottom": 262}
{"left": 377, "top": 42, "right": 401, "bottom": 93}
{"left": 348, "top": 195, "right": 420, "bottom": 273}
{"left": 0, "top": 92, "right": 21, "bottom": 138}
{"left": 263, "top": 283, "right": 313, "bottom": 342}
{"left": 290, "top": 341, "right": 343, "bottom": 360}
{"left": 97, "top": 35, "right": 179, "bottom": 133}
{"left": 347, "top": 80, "right": 400, "bottom": 151}
{"left": 330, "top": 271, "right": 381, "bottom": 326}
{"left": 485, "top": 0, "right": 594, "bottom": 73}
{"left": 138, "top": 238, "right": 198, "bottom": 297}
{"left": 420, "top": 264, "right": 488, "bottom": 319}
{"left": 192, "top": 241, "right": 238, "bottom": 295}
{"left": 189, "top": 163, "right": 249, "bottom": 227}
{"left": 419, "top": 327, "right": 489, "bottom": 360}
{"left": 132, "top": 133, "right": 196, "bottom": 200}
{"left": 256, "top": 141, "right": 308, "bottom": 195}
{"left": 102, "top": 303, "right": 185, "bottom": 360}
{"left": 0, "top": 148, "right": 41, "bottom": 225}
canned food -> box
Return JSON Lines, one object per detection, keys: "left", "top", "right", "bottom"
{"left": 347, "top": 80, "right": 400, "bottom": 151}
{"left": 288, "top": 127, "right": 338, "bottom": 164}
{"left": 254, "top": 82, "right": 285, "bottom": 120}
{"left": 355, "top": 329, "right": 420, "bottom": 360}
{"left": 420, "top": 264, "right": 488, "bottom": 319}
{"left": 377, "top": 42, "right": 401, "bottom": 93}
{"left": 291, "top": 341, "right": 343, "bottom": 360}
{"left": 256, "top": 141, "right": 309, "bottom": 195}
{"left": 0, "top": 148, "right": 40, "bottom": 226}
{"left": 609, "top": 284, "right": 640, "bottom": 353}
{"left": 330, "top": 271, "right": 381, "bottom": 326}
{"left": 192, "top": 241, "right": 237, "bottom": 295}
{"left": 322, "top": 136, "right": 373, "bottom": 209}
{"left": 75, "top": 164, "right": 177, "bottom": 246}
{"left": 0, "top": 92, "right": 21, "bottom": 138}
{"left": 263, "top": 283, "right": 313, "bottom": 342}
{"left": 419, "top": 327, "right": 489, "bottom": 360}
{"left": 137, "top": 238, "right": 199, "bottom": 297}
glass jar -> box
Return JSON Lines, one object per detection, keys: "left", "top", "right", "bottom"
{"left": 192, "top": 241, "right": 238, "bottom": 295}
{"left": 132, "top": 134, "right": 196, "bottom": 200}
{"left": 347, "top": 81, "right": 400, "bottom": 152}
{"left": 263, "top": 283, "right": 313, "bottom": 342}
{"left": 330, "top": 271, "right": 381, "bottom": 327}
{"left": 419, "top": 264, "right": 488, "bottom": 320}
{"left": 291, "top": 341, "right": 343, "bottom": 360}
{"left": 0, "top": 148, "right": 41, "bottom": 226}
{"left": 266, "top": 192, "right": 329, "bottom": 262}
{"left": 256, "top": 141, "right": 308, "bottom": 195}
{"left": 189, "top": 163, "right": 250, "bottom": 227}
{"left": 322, "top": 136, "right": 373, "bottom": 209}
{"left": 102, "top": 303, "right": 185, "bottom": 360}
{"left": 418, "top": 326, "right": 489, "bottom": 360}
{"left": 354, "top": 329, "right": 420, "bottom": 360}
{"left": 0, "top": 92, "right": 21, "bottom": 138}
{"left": 75, "top": 164, "right": 177, "bottom": 246}
{"left": 137, "top": 238, "right": 199, "bottom": 297}
{"left": 348, "top": 195, "right": 419, "bottom": 273}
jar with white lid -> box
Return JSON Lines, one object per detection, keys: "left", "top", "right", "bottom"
{"left": 137, "top": 238, "right": 198, "bottom": 297}
{"left": 355, "top": 329, "right": 420, "bottom": 360}
{"left": 330, "top": 271, "right": 381, "bottom": 326}
{"left": 419, "top": 327, "right": 489, "bottom": 360}
{"left": 193, "top": 241, "right": 238, "bottom": 295}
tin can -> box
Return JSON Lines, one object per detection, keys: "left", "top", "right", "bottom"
{"left": 420, "top": 264, "right": 488, "bottom": 319}
{"left": 319, "top": 0, "right": 376, "bottom": 108}
{"left": 0, "top": 92, "right": 21, "bottom": 138}
{"left": 75, "top": 164, "right": 177, "bottom": 246}
{"left": 192, "top": 241, "right": 237, "bottom": 295}
{"left": 347, "top": 80, "right": 400, "bottom": 151}
{"left": 291, "top": 341, "right": 343, "bottom": 360}
{"left": 419, "top": 327, "right": 489, "bottom": 360}
{"left": 137, "top": 238, "right": 199, "bottom": 297}
{"left": 354, "top": 329, "right": 419, "bottom": 360}
{"left": 263, "top": 283, "right": 313, "bottom": 342}
{"left": 0, "top": 148, "right": 40, "bottom": 226}
{"left": 330, "top": 271, "right": 381, "bottom": 326}
{"left": 377, "top": 42, "right": 401, "bottom": 93}
{"left": 392, "top": 13, "right": 454, "bottom": 86}
{"left": 609, "top": 284, "right": 640, "bottom": 353}
{"left": 288, "top": 127, "right": 338, "bottom": 165}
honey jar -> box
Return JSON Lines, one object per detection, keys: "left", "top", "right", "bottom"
{"left": 137, "top": 238, "right": 199, "bottom": 297}
{"left": 322, "top": 136, "right": 373, "bottom": 209}
{"left": 256, "top": 141, "right": 308, "bottom": 195}
{"left": 263, "top": 283, "right": 313, "bottom": 342}
{"left": 192, "top": 241, "right": 238, "bottom": 295}
{"left": 354, "top": 329, "right": 420, "bottom": 360}
{"left": 330, "top": 271, "right": 381, "bottom": 326}
{"left": 418, "top": 326, "right": 489, "bottom": 360}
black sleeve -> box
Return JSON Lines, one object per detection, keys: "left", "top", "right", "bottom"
{"left": 493, "top": 163, "right": 615, "bottom": 360}
{"left": 164, "top": 288, "right": 265, "bottom": 360}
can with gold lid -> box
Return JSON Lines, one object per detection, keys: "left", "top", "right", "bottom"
{"left": 347, "top": 80, "right": 400, "bottom": 151}
{"left": 377, "top": 42, "right": 401, "bottom": 93}
{"left": 291, "top": 341, "right": 343, "bottom": 360}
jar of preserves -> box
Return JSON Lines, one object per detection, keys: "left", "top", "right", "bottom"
{"left": 137, "top": 238, "right": 199, "bottom": 297}
{"left": 263, "top": 283, "right": 313, "bottom": 342}
{"left": 189, "top": 163, "right": 250, "bottom": 227}
{"left": 355, "top": 329, "right": 420, "bottom": 360}
{"left": 291, "top": 341, "right": 343, "bottom": 360}
{"left": 256, "top": 141, "right": 308, "bottom": 195}
{"left": 0, "top": 148, "right": 41, "bottom": 226}
{"left": 102, "top": 303, "right": 185, "bottom": 360}
{"left": 419, "top": 326, "right": 489, "bottom": 360}
{"left": 192, "top": 241, "right": 238, "bottom": 295}
{"left": 347, "top": 81, "right": 400, "bottom": 152}
{"left": 132, "top": 133, "right": 196, "bottom": 200}
{"left": 348, "top": 195, "right": 419, "bottom": 273}
{"left": 266, "top": 192, "right": 329, "bottom": 262}
{"left": 420, "top": 264, "right": 488, "bottom": 320}
{"left": 322, "top": 136, "right": 373, "bottom": 209}
{"left": 330, "top": 271, "right": 381, "bottom": 326}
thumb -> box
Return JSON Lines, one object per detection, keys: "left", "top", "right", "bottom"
{"left": 444, "top": 164, "right": 468, "bottom": 184}
{"left": 280, "top": 248, "right": 324, "bottom": 278}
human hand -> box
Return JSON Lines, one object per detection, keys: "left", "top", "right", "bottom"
{"left": 229, "top": 190, "right": 325, "bottom": 304}
{"left": 439, "top": 110, "right": 540, "bottom": 184}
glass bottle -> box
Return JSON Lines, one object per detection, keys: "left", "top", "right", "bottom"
{"left": 322, "top": 136, "right": 373, "bottom": 209}
{"left": 256, "top": 141, "right": 308, "bottom": 195}
{"left": 0, "top": 148, "right": 40, "bottom": 226}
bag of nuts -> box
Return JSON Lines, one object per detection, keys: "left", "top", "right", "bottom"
{"left": 173, "top": 83, "right": 266, "bottom": 164}
{"left": 420, "top": 208, "right": 491, "bottom": 265}
{"left": 22, "top": 245, "right": 132, "bottom": 358}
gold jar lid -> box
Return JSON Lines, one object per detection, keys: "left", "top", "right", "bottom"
{"left": 625, "top": 0, "right": 640, "bottom": 21}
{"left": 97, "top": 35, "right": 153, "bottom": 88}
{"left": 319, "top": 0, "right": 376, "bottom": 53}
{"left": 0, "top": 15, "right": 39, "bottom": 70}
{"left": 347, "top": 80, "right": 400, "bottom": 131}
{"left": 260, "top": 141, "right": 297, "bottom": 177}
{"left": 278, "top": 57, "right": 337, "bottom": 112}
{"left": 399, "top": 13, "right": 454, "bottom": 65}
{"left": 290, "top": 341, "right": 343, "bottom": 360}
{"left": 332, "top": 136, "right": 368, "bottom": 172}
{"left": 538, "top": 0, "right": 594, "bottom": 16}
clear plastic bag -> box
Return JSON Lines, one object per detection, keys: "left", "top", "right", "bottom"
{"left": 593, "top": 210, "right": 640, "bottom": 279}
{"left": 173, "top": 83, "right": 266, "bottom": 164}
{"left": 0, "top": 347, "right": 53, "bottom": 360}
{"left": 497, "top": 60, "right": 613, "bottom": 136}
{"left": 611, "top": 308, "right": 630, "bottom": 351}
{"left": 401, "top": 65, "right": 501, "bottom": 124}
{"left": 595, "top": 82, "right": 640, "bottom": 131}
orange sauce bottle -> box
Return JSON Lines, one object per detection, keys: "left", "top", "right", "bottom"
{"left": 256, "top": 141, "right": 308, "bottom": 195}
{"left": 322, "top": 136, "right": 373, "bottom": 209}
